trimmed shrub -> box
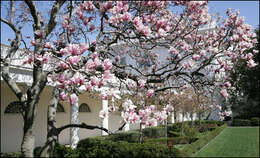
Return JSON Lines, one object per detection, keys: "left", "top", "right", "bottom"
{"left": 198, "top": 124, "right": 209, "bottom": 133}
{"left": 183, "top": 125, "right": 199, "bottom": 138}
{"left": 33, "top": 143, "right": 79, "bottom": 157}
{"left": 168, "top": 131, "right": 181, "bottom": 137}
{"left": 143, "top": 126, "right": 165, "bottom": 138}
{"left": 144, "top": 137, "right": 198, "bottom": 145}
{"left": 180, "top": 123, "right": 227, "bottom": 157}
{"left": 77, "top": 138, "right": 183, "bottom": 158}
{"left": 251, "top": 117, "right": 259, "bottom": 126}
{"left": 0, "top": 152, "right": 22, "bottom": 157}
{"left": 105, "top": 131, "right": 139, "bottom": 142}
{"left": 232, "top": 119, "right": 251, "bottom": 126}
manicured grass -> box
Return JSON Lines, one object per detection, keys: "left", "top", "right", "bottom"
{"left": 193, "top": 127, "right": 259, "bottom": 157}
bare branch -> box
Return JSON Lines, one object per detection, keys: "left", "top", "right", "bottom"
{"left": 24, "top": 0, "right": 42, "bottom": 29}
{"left": 10, "top": 0, "right": 15, "bottom": 24}
{"left": 1, "top": 17, "right": 18, "bottom": 33}
{"left": 57, "top": 123, "right": 112, "bottom": 135}
{"left": 45, "top": 0, "right": 66, "bottom": 37}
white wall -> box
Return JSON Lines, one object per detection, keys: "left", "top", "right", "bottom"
{"left": 0, "top": 82, "right": 132, "bottom": 153}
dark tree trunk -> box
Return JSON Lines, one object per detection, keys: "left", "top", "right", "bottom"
{"left": 40, "top": 88, "right": 59, "bottom": 157}
{"left": 21, "top": 72, "right": 47, "bottom": 157}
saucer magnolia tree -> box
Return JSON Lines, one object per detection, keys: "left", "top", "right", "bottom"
{"left": 1, "top": 0, "right": 258, "bottom": 157}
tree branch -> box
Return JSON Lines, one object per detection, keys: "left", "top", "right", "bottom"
{"left": 57, "top": 122, "right": 112, "bottom": 135}
{"left": 44, "top": 0, "right": 66, "bottom": 37}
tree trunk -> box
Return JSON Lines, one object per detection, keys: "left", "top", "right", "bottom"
{"left": 21, "top": 72, "right": 47, "bottom": 157}
{"left": 21, "top": 96, "right": 38, "bottom": 157}
{"left": 21, "top": 127, "right": 35, "bottom": 157}
{"left": 40, "top": 88, "right": 59, "bottom": 157}
{"left": 139, "top": 124, "right": 143, "bottom": 144}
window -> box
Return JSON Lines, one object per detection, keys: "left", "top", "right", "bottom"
{"left": 79, "top": 103, "right": 91, "bottom": 112}
{"left": 4, "top": 101, "right": 23, "bottom": 114}
{"left": 57, "top": 103, "right": 65, "bottom": 112}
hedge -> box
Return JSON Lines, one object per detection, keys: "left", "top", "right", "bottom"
{"left": 77, "top": 138, "right": 186, "bottom": 158}
{"left": 142, "top": 126, "right": 165, "bottom": 138}
{"left": 232, "top": 119, "right": 252, "bottom": 126}
{"left": 34, "top": 144, "right": 79, "bottom": 157}
{"left": 0, "top": 152, "right": 22, "bottom": 157}
{"left": 105, "top": 131, "right": 139, "bottom": 142}
{"left": 250, "top": 117, "right": 259, "bottom": 126}
{"left": 144, "top": 137, "right": 198, "bottom": 145}
{"left": 180, "top": 123, "right": 227, "bottom": 157}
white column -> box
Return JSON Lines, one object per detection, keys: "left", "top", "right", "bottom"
{"left": 124, "top": 123, "right": 130, "bottom": 131}
{"left": 70, "top": 101, "right": 79, "bottom": 149}
{"left": 102, "top": 99, "right": 109, "bottom": 135}
{"left": 171, "top": 108, "right": 175, "bottom": 124}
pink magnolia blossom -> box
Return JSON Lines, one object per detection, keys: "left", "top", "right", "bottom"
{"left": 89, "top": 24, "right": 95, "bottom": 31}
{"left": 99, "top": 110, "right": 108, "bottom": 119}
{"left": 164, "top": 104, "right": 173, "bottom": 113}
{"left": 169, "top": 47, "right": 179, "bottom": 56}
{"left": 43, "top": 42, "right": 53, "bottom": 49}
{"left": 192, "top": 54, "right": 200, "bottom": 61}
{"left": 100, "top": 92, "right": 108, "bottom": 100}
{"left": 149, "top": 105, "right": 156, "bottom": 112}
{"left": 59, "top": 62, "right": 69, "bottom": 69}
{"left": 122, "top": 99, "right": 137, "bottom": 112}
{"left": 23, "top": 56, "right": 34, "bottom": 65}
{"left": 220, "top": 89, "right": 228, "bottom": 98}
{"left": 90, "top": 77, "right": 99, "bottom": 86}
{"left": 94, "top": 57, "right": 102, "bottom": 67}
{"left": 146, "top": 118, "right": 157, "bottom": 127}
{"left": 103, "top": 59, "right": 112, "bottom": 70}
{"left": 115, "top": 56, "right": 120, "bottom": 62}
{"left": 79, "top": 43, "right": 89, "bottom": 53}
{"left": 138, "top": 79, "right": 146, "bottom": 88}
{"left": 67, "top": 44, "right": 80, "bottom": 55}
{"left": 92, "top": 52, "right": 98, "bottom": 59}
{"left": 154, "top": 111, "right": 167, "bottom": 123}
{"left": 247, "top": 59, "right": 257, "bottom": 68}
{"left": 85, "top": 84, "right": 92, "bottom": 91}
{"left": 59, "top": 48, "right": 68, "bottom": 55}
{"left": 67, "top": 56, "right": 80, "bottom": 65}
{"left": 224, "top": 82, "right": 231, "bottom": 88}
{"left": 147, "top": 89, "right": 154, "bottom": 98}
{"left": 30, "top": 40, "right": 37, "bottom": 46}
{"left": 34, "top": 30, "right": 44, "bottom": 38}
{"left": 59, "top": 91, "right": 67, "bottom": 101}
{"left": 103, "top": 70, "right": 111, "bottom": 80}
{"left": 121, "top": 12, "right": 132, "bottom": 22}
{"left": 216, "top": 105, "right": 222, "bottom": 110}
{"left": 69, "top": 93, "right": 78, "bottom": 105}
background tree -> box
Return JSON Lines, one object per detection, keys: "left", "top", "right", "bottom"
{"left": 228, "top": 27, "right": 259, "bottom": 119}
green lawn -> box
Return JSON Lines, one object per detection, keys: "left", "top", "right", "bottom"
{"left": 193, "top": 127, "right": 259, "bottom": 157}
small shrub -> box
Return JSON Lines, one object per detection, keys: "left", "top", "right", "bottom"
{"left": 232, "top": 119, "right": 251, "bottom": 126}
{"left": 144, "top": 136, "right": 198, "bottom": 145}
{"left": 106, "top": 131, "right": 139, "bottom": 142}
{"left": 183, "top": 125, "right": 199, "bottom": 138}
{"left": 77, "top": 138, "right": 178, "bottom": 158}
{"left": 251, "top": 117, "right": 259, "bottom": 126}
{"left": 143, "top": 126, "right": 165, "bottom": 138}
{"left": 168, "top": 131, "right": 181, "bottom": 137}
{"left": 0, "top": 152, "right": 22, "bottom": 157}
{"left": 198, "top": 124, "right": 209, "bottom": 133}
{"left": 33, "top": 143, "right": 79, "bottom": 157}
